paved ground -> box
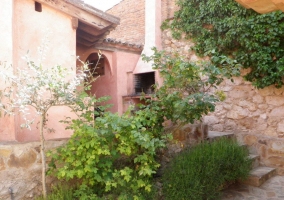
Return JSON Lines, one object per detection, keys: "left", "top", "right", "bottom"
{"left": 222, "top": 176, "right": 284, "bottom": 200}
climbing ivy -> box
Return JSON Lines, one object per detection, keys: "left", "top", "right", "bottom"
{"left": 164, "top": 0, "right": 284, "bottom": 88}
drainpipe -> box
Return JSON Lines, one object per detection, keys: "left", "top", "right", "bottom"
{"left": 133, "top": 0, "right": 162, "bottom": 75}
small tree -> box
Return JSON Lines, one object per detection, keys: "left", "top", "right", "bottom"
{"left": 0, "top": 38, "right": 100, "bottom": 198}
{"left": 142, "top": 48, "right": 227, "bottom": 125}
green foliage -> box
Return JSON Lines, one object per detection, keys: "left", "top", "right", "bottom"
{"left": 48, "top": 98, "right": 170, "bottom": 199}
{"left": 162, "top": 138, "right": 252, "bottom": 200}
{"left": 48, "top": 43, "right": 230, "bottom": 199}
{"left": 166, "top": 0, "right": 284, "bottom": 88}
{"left": 35, "top": 184, "right": 74, "bottom": 200}
{"left": 143, "top": 48, "right": 227, "bottom": 124}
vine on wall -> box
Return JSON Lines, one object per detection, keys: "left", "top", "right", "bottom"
{"left": 163, "top": 0, "right": 284, "bottom": 88}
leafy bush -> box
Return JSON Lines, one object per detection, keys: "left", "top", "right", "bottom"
{"left": 165, "top": 0, "right": 284, "bottom": 88}
{"left": 162, "top": 138, "right": 252, "bottom": 200}
{"left": 48, "top": 102, "right": 170, "bottom": 199}
{"left": 143, "top": 48, "right": 228, "bottom": 124}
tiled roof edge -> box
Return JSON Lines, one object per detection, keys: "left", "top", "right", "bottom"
{"left": 65, "top": 0, "right": 120, "bottom": 25}
{"left": 103, "top": 38, "right": 144, "bottom": 49}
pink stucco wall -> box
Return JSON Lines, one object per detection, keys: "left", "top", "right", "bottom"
{"left": 0, "top": 0, "right": 16, "bottom": 141}
{"left": 77, "top": 45, "right": 141, "bottom": 115}
{"left": 0, "top": 0, "right": 158, "bottom": 142}
{"left": 115, "top": 52, "right": 141, "bottom": 114}
{"left": 0, "top": 0, "right": 77, "bottom": 142}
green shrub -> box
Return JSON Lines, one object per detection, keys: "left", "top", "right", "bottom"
{"left": 48, "top": 105, "right": 170, "bottom": 199}
{"left": 162, "top": 138, "right": 252, "bottom": 200}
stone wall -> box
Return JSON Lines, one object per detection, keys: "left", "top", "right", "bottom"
{"left": 161, "top": 0, "right": 179, "bottom": 21}
{"left": 0, "top": 140, "right": 67, "bottom": 200}
{"left": 161, "top": 25, "right": 284, "bottom": 175}
{"left": 106, "top": 0, "right": 145, "bottom": 44}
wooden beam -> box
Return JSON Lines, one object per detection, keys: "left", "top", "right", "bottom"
{"left": 37, "top": 0, "right": 116, "bottom": 30}
{"left": 76, "top": 37, "right": 99, "bottom": 47}
{"left": 77, "top": 29, "right": 101, "bottom": 42}
{"left": 78, "top": 22, "right": 108, "bottom": 36}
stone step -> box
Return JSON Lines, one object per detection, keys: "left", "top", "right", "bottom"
{"left": 242, "top": 166, "right": 276, "bottom": 187}
{"left": 248, "top": 154, "right": 260, "bottom": 168}
{"left": 207, "top": 131, "right": 235, "bottom": 142}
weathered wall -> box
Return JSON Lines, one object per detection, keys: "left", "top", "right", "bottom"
{"left": 107, "top": 0, "right": 145, "bottom": 44}
{"left": 0, "top": 0, "right": 13, "bottom": 63}
{"left": 161, "top": 0, "right": 179, "bottom": 21}
{"left": 0, "top": 0, "right": 16, "bottom": 141}
{"left": 115, "top": 51, "right": 141, "bottom": 114}
{"left": 0, "top": 140, "right": 67, "bottom": 200}
{"left": 161, "top": 11, "right": 284, "bottom": 174}
{"left": 0, "top": 0, "right": 77, "bottom": 142}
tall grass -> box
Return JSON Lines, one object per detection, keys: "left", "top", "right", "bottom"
{"left": 35, "top": 184, "right": 74, "bottom": 200}
{"left": 162, "top": 138, "right": 252, "bottom": 200}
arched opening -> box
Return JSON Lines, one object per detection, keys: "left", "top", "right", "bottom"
{"left": 85, "top": 53, "right": 108, "bottom": 78}
{"left": 84, "top": 52, "right": 117, "bottom": 112}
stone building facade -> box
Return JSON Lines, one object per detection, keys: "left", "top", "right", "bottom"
{"left": 160, "top": 1, "right": 284, "bottom": 175}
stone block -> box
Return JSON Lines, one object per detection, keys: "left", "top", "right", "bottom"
{"left": 228, "top": 89, "right": 248, "bottom": 99}
{"left": 277, "top": 123, "right": 284, "bottom": 132}
{"left": 227, "top": 105, "right": 249, "bottom": 119}
{"left": 224, "top": 120, "right": 237, "bottom": 130}
{"left": 273, "top": 87, "right": 284, "bottom": 95}
{"left": 258, "top": 86, "right": 275, "bottom": 96}
{"left": 164, "top": 39, "right": 171, "bottom": 45}
{"left": 264, "top": 128, "right": 277, "bottom": 137}
{"left": 223, "top": 103, "right": 232, "bottom": 110}
{"left": 203, "top": 115, "right": 219, "bottom": 125}
{"left": 260, "top": 114, "right": 267, "bottom": 119}
{"left": 241, "top": 118, "right": 256, "bottom": 129}
{"left": 0, "top": 158, "right": 5, "bottom": 171}
{"left": 265, "top": 96, "right": 284, "bottom": 106}
{"left": 8, "top": 149, "right": 37, "bottom": 168}
{"left": 255, "top": 123, "right": 267, "bottom": 131}
{"left": 240, "top": 68, "right": 251, "bottom": 76}
{"left": 242, "top": 166, "right": 276, "bottom": 187}
{"left": 231, "top": 77, "right": 244, "bottom": 85}
{"left": 269, "top": 106, "right": 284, "bottom": 117}
{"left": 252, "top": 95, "right": 264, "bottom": 104}
{"left": 258, "top": 104, "right": 268, "bottom": 109}
{"left": 222, "top": 86, "right": 232, "bottom": 92}
{"left": 238, "top": 100, "right": 257, "bottom": 111}
{"left": 244, "top": 135, "right": 257, "bottom": 146}
{"left": 212, "top": 124, "right": 224, "bottom": 132}
{"left": 271, "top": 141, "right": 284, "bottom": 151}
{"left": 0, "top": 148, "right": 12, "bottom": 158}
{"left": 266, "top": 156, "right": 284, "bottom": 167}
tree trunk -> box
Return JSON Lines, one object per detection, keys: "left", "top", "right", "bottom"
{"left": 40, "top": 114, "right": 47, "bottom": 198}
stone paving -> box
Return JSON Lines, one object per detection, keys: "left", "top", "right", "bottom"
{"left": 222, "top": 176, "right": 284, "bottom": 200}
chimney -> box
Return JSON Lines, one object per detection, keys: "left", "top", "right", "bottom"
{"left": 133, "top": 0, "right": 162, "bottom": 74}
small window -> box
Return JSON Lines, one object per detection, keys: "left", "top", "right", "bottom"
{"left": 89, "top": 58, "right": 105, "bottom": 76}
{"left": 35, "top": 2, "right": 42, "bottom": 12}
